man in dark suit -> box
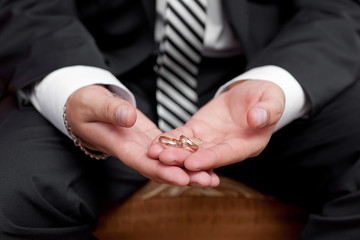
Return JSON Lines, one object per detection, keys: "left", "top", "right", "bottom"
{"left": 1, "top": 0, "right": 360, "bottom": 239}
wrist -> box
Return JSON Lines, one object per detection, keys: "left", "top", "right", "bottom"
{"left": 63, "top": 103, "right": 110, "bottom": 160}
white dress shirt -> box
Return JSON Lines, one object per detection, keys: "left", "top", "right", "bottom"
{"left": 29, "top": 0, "right": 308, "bottom": 137}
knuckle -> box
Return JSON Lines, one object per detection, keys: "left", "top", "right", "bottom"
{"left": 274, "top": 103, "right": 284, "bottom": 119}
{"left": 98, "top": 101, "right": 115, "bottom": 122}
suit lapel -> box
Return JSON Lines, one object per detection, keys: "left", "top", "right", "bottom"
{"left": 141, "top": 0, "right": 156, "bottom": 31}
{"left": 222, "top": 0, "right": 255, "bottom": 56}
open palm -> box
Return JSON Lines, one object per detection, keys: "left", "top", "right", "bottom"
{"left": 148, "top": 80, "right": 285, "bottom": 181}
{"left": 66, "top": 85, "right": 192, "bottom": 186}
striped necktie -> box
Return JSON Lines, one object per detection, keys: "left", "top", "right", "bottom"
{"left": 156, "top": 0, "right": 207, "bottom": 132}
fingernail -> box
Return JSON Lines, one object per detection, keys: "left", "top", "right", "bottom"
{"left": 255, "top": 108, "right": 268, "bottom": 128}
{"left": 116, "top": 105, "right": 128, "bottom": 126}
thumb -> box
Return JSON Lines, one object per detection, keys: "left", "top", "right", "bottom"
{"left": 247, "top": 87, "right": 285, "bottom": 129}
{"left": 90, "top": 92, "right": 137, "bottom": 128}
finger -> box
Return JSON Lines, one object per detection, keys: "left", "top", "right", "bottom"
{"left": 149, "top": 163, "right": 191, "bottom": 186}
{"left": 120, "top": 150, "right": 191, "bottom": 186}
{"left": 208, "top": 170, "right": 220, "bottom": 187}
{"left": 247, "top": 86, "right": 285, "bottom": 129}
{"left": 90, "top": 93, "right": 137, "bottom": 128}
{"left": 153, "top": 147, "right": 190, "bottom": 166}
{"left": 148, "top": 127, "right": 195, "bottom": 160}
{"left": 150, "top": 135, "right": 203, "bottom": 166}
{"left": 147, "top": 132, "right": 180, "bottom": 159}
{"left": 184, "top": 170, "right": 220, "bottom": 188}
{"left": 186, "top": 170, "right": 213, "bottom": 188}
{"left": 140, "top": 161, "right": 191, "bottom": 186}
{"left": 147, "top": 143, "right": 165, "bottom": 159}
{"left": 184, "top": 138, "right": 260, "bottom": 171}
{"left": 67, "top": 86, "right": 137, "bottom": 128}
{"left": 112, "top": 141, "right": 191, "bottom": 186}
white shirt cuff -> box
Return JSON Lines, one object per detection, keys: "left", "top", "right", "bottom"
{"left": 215, "top": 65, "right": 309, "bottom": 131}
{"left": 30, "top": 65, "right": 136, "bottom": 138}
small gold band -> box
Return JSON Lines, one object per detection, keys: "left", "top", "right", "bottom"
{"left": 159, "top": 135, "right": 199, "bottom": 152}
{"left": 159, "top": 136, "right": 183, "bottom": 147}
{"left": 180, "top": 135, "right": 199, "bottom": 151}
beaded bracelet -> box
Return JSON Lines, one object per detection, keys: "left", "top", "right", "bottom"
{"left": 63, "top": 105, "right": 109, "bottom": 160}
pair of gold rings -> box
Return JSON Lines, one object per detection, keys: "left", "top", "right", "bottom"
{"left": 159, "top": 135, "right": 199, "bottom": 151}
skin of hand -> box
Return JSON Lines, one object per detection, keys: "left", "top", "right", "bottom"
{"left": 65, "top": 85, "right": 216, "bottom": 186}
{"left": 148, "top": 80, "right": 285, "bottom": 187}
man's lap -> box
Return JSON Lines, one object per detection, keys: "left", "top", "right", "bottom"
{"left": 0, "top": 95, "right": 147, "bottom": 239}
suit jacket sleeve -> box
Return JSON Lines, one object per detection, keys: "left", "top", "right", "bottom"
{"left": 0, "top": 0, "right": 110, "bottom": 101}
{"left": 244, "top": 0, "right": 360, "bottom": 115}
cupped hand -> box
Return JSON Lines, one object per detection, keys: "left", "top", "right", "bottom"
{"left": 65, "top": 85, "right": 192, "bottom": 186}
{"left": 148, "top": 80, "right": 285, "bottom": 181}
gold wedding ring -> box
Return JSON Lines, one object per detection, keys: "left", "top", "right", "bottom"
{"left": 180, "top": 135, "right": 199, "bottom": 151}
{"left": 159, "top": 135, "right": 199, "bottom": 152}
{"left": 159, "top": 136, "right": 183, "bottom": 147}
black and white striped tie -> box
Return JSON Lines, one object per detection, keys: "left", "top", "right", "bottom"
{"left": 156, "top": 0, "right": 207, "bottom": 132}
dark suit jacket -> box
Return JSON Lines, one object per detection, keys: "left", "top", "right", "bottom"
{"left": 0, "top": 0, "right": 359, "bottom": 116}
